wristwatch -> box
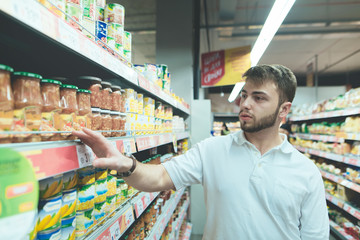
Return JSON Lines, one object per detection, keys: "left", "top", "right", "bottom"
{"left": 117, "top": 154, "right": 137, "bottom": 178}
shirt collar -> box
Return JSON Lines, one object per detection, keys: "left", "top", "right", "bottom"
{"left": 233, "top": 130, "right": 293, "bottom": 154}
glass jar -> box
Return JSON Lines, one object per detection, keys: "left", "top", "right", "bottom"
{"left": 101, "top": 82, "right": 112, "bottom": 110}
{"left": 119, "top": 113, "right": 126, "bottom": 136}
{"left": 78, "top": 76, "right": 102, "bottom": 108}
{"left": 0, "top": 64, "right": 14, "bottom": 143}
{"left": 110, "top": 85, "right": 121, "bottom": 112}
{"left": 100, "top": 109, "right": 112, "bottom": 137}
{"left": 110, "top": 111, "right": 121, "bottom": 137}
{"left": 91, "top": 108, "right": 102, "bottom": 130}
{"left": 77, "top": 89, "right": 92, "bottom": 129}
{"left": 40, "top": 79, "right": 62, "bottom": 141}
{"left": 120, "top": 89, "right": 126, "bottom": 113}
{"left": 12, "top": 72, "right": 43, "bottom": 142}
{"left": 60, "top": 84, "right": 78, "bottom": 139}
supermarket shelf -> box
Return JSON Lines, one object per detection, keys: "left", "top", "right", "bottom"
{"left": 146, "top": 188, "right": 186, "bottom": 240}
{"left": 173, "top": 199, "right": 190, "bottom": 240}
{"left": 289, "top": 108, "right": 360, "bottom": 121}
{"left": 326, "top": 192, "right": 360, "bottom": 221}
{"left": 291, "top": 132, "right": 360, "bottom": 142}
{"left": 326, "top": 192, "right": 345, "bottom": 209}
{"left": 0, "top": 132, "right": 189, "bottom": 180}
{"left": 176, "top": 131, "right": 190, "bottom": 141}
{"left": 320, "top": 170, "right": 360, "bottom": 194}
{"left": 0, "top": 0, "right": 190, "bottom": 117}
{"left": 85, "top": 202, "right": 135, "bottom": 240}
{"left": 329, "top": 220, "right": 356, "bottom": 240}
{"left": 295, "top": 146, "right": 360, "bottom": 167}
{"left": 181, "top": 223, "right": 192, "bottom": 240}
{"left": 131, "top": 192, "right": 160, "bottom": 218}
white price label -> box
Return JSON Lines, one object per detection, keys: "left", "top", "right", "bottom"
{"left": 136, "top": 201, "right": 144, "bottom": 217}
{"left": 123, "top": 140, "right": 132, "bottom": 155}
{"left": 109, "top": 221, "right": 121, "bottom": 240}
{"left": 124, "top": 208, "right": 135, "bottom": 226}
{"left": 76, "top": 144, "right": 95, "bottom": 168}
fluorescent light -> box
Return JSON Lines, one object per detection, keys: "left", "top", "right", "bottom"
{"left": 250, "top": 0, "right": 296, "bottom": 66}
{"left": 228, "top": 82, "right": 245, "bottom": 102}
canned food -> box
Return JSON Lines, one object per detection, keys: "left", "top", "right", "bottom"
{"left": 37, "top": 195, "right": 62, "bottom": 233}
{"left": 66, "top": 3, "right": 82, "bottom": 31}
{"left": 104, "top": 3, "right": 124, "bottom": 25}
{"left": 105, "top": 194, "right": 116, "bottom": 214}
{"left": 82, "top": 0, "right": 95, "bottom": 20}
{"left": 37, "top": 225, "right": 61, "bottom": 240}
{"left": 39, "top": 175, "right": 63, "bottom": 199}
{"left": 115, "top": 43, "right": 123, "bottom": 56}
{"left": 94, "top": 200, "right": 107, "bottom": 222}
{"left": 60, "top": 215, "right": 76, "bottom": 240}
{"left": 95, "top": 168, "right": 107, "bottom": 180}
{"left": 77, "top": 166, "right": 95, "bottom": 185}
{"left": 77, "top": 183, "right": 95, "bottom": 211}
{"left": 116, "top": 179, "right": 128, "bottom": 205}
{"left": 63, "top": 171, "right": 78, "bottom": 191}
{"left": 95, "top": 178, "right": 108, "bottom": 203}
{"left": 123, "top": 49, "right": 131, "bottom": 62}
{"left": 107, "top": 174, "right": 117, "bottom": 196}
{"left": 75, "top": 208, "right": 94, "bottom": 238}
{"left": 96, "top": 6, "right": 104, "bottom": 21}
{"left": 123, "top": 31, "right": 131, "bottom": 51}
{"left": 61, "top": 189, "right": 77, "bottom": 219}
{"left": 0, "top": 64, "right": 14, "bottom": 143}
{"left": 107, "top": 23, "right": 123, "bottom": 45}
{"left": 107, "top": 36, "right": 116, "bottom": 49}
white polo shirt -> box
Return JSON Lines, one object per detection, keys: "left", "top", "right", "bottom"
{"left": 162, "top": 130, "right": 329, "bottom": 240}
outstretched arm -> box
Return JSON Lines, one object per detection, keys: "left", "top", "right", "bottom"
{"left": 73, "top": 128, "right": 175, "bottom": 192}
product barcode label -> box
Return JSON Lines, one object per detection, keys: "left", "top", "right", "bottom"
{"left": 76, "top": 144, "right": 95, "bottom": 168}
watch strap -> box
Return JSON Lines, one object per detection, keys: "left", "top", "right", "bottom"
{"left": 117, "top": 155, "right": 137, "bottom": 178}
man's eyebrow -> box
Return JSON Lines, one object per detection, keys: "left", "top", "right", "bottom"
{"left": 241, "top": 89, "right": 269, "bottom": 97}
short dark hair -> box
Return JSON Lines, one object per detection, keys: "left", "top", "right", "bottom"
{"left": 242, "top": 64, "right": 297, "bottom": 105}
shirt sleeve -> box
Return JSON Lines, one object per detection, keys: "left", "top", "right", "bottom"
{"left": 162, "top": 143, "right": 203, "bottom": 190}
{"left": 299, "top": 170, "right": 329, "bottom": 240}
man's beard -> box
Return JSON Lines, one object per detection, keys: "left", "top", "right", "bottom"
{"left": 240, "top": 106, "right": 280, "bottom": 133}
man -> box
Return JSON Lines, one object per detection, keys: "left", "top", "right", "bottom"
{"left": 73, "top": 64, "right": 329, "bottom": 240}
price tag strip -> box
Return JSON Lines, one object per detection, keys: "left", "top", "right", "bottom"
{"left": 320, "top": 170, "right": 360, "bottom": 194}
{"left": 290, "top": 108, "right": 360, "bottom": 121}
{"left": 132, "top": 192, "right": 159, "bottom": 218}
{"left": 329, "top": 220, "right": 356, "bottom": 240}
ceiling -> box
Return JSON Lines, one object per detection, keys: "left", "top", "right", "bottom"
{"left": 114, "top": 0, "right": 360, "bottom": 87}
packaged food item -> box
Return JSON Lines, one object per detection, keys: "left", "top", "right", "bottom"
{"left": 144, "top": 63, "right": 157, "bottom": 83}
{"left": 95, "top": 178, "right": 108, "bottom": 203}
{"left": 0, "top": 64, "right": 14, "bottom": 143}
{"left": 95, "top": 6, "right": 104, "bottom": 21}
{"left": 143, "top": 97, "right": 155, "bottom": 117}
{"left": 95, "top": 168, "right": 107, "bottom": 180}
{"left": 107, "top": 36, "right": 116, "bottom": 49}
{"left": 77, "top": 89, "right": 92, "bottom": 129}
{"left": 39, "top": 174, "right": 63, "bottom": 199}
{"left": 77, "top": 183, "right": 95, "bottom": 211}
{"left": 105, "top": 194, "right": 116, "bottom": 214}
{"left": 123, "top": 31, "right": 132, "bottom": 51}
{"left": 48, "top": 0, "right": 66, "bottom": 20}
{"left": 137, "top": 94, "right": 143, "bottom": 115}
{"left": 60, "top": 215, "right": 75, "bottom": 240}
{"left": 82, "top": 16, "right": 95, "bottom": 40}
{"left": 107, "top": 22, "right": 123, "bottom": 46}
{"left": 94, "top": 200, "right": 106, "bottom": 222}
{"left": 77, "top": 166, "right": 95, "bottom": 185}
{"left": 63, "top": 171, "right": 78, "bottom": 191}
{"left": 120, "top": 89, "right": 126, "bottom": 113}
{"left": 120, "top": 113, "right": 126, "bottom": 136}
{"left": 77, "top": 76, "right": 102, "bottom": 108}
{"left": 66, "top": 3, "right": 82, "bottom": 31}
{"left": 123, "top": 49, "right": 131, "bottom": 62}
{"left": 60, "top": 84, "right": 78, "bottom": 139}
{"left": 100, "top": 109, "right": 112, "bottom": 137}
{"left": 95, "top": 20, "right": 108, "bottom": 46}
{"left": 115, "top": 43, "right": 123, "bottom": 56}
{"left": 100, "top": 81, "right": 112, "bottom": 110}
{"left": 110, "top": 85, "right": 121, "bottom": 112}
{"left": 107, "top": 173, "right": 117, "bottom": 196}
{"left": 12, "top": 72, "right": 43, "bottom": 142}
{"left": 91, "top": 108, "right": 102, "bottom": 130}
{"left": 37, "top": 195, "right": 62, "bottom": 234}
{"left": 61, "top": 189, "right": 77, "bottom": 220}
{"left": 124, "top": 88, "right": 136, "bottom": 113}
{"left": 111, "top": 111, "right": 121, "bottom": 137}
{"left": 155, "top": 101, "right": 164, "bottom": 119}
{"left": 104, "top": 3, "right": 124, "bottom": 25}
{"left": 37, "top": 226, "right": 61, "bottom": 240}
{"left": 40, "top": 79, "right": 62, "bottom": 141}
{"left": 95, "top": 0, "right": 105, "bottom": 8}
{"left": 75, "top": 207, "right": 94, "bottom": 238}
{"left": 116, "top": 179, "right": 128, "bottom": 205}
{"left": 82, "top": 0, "right": 95, "bottom": 20}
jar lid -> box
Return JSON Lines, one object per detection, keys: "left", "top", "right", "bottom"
{"left": 101, "top": 81, "right": 112, "bottom": 88}
{"left": 0, "top": 64, "right": 14, "bottom": 72}
{"left": 13, "top": 71, "right": 42, "bottom": 79}
{"left": 78, "top": 89, "right": 92, "bottom": 94}
{"left": 111, "top": 85, "right": 121, "bottom": 91}
{"left": 101, "top": 109, "right": 111, "bottom": 114}
{"left": 120, "top": 89, "right": 125, "bottom": 92}
{"left": 50, "top": 77, "right": 69, "bottom": 83}
{"left": 91, "top": 107, "right": 101, "bottom": 112}
{"left": 77, "top": 76, "right": 102, "bottom": 83}
{"left": 61, "top": 84, "right": 78, "bottom": 89}
{"left": 41, "top": 79, "right": 62, "bottom": 85}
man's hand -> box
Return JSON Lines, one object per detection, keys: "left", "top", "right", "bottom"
{"left": 72, "top": 128, "right": 132, "bottom": 172}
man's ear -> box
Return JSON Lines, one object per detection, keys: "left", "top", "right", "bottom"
{"left": 279, "top": 102, "right": 292, "bottom": 118}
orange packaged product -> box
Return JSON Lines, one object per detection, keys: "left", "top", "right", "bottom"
{"left": 120, "top": 89, "right": 126, "bottom": 113}
{"left": 60, "top": 84, "right": 78, "bottom": 139}
{"left": 110, "top": 85, "right": 121, "bottom": 112}
{"left": 40, "top": 79, "right": 62, "bottom": 141}
{"left": 91, "top": 108, "right": 102, "bottom": 131}
{"left": 0, "top": 64, "right": 14, "bottom": 143}
{"left": 100, "top": 109, "right": 112, "bottom": 137}
{"left": 110, "top": 111, "right": 121, "bottom": 137}
{"left": 100, "top": 82, "right": 112, "bottom": 110}
{"left": 77, "top": 89, "right": 92, "bottom": 129}
{"left": 12, "top": 71, "right": 43, "bottom": 142}
{"left": 78, "top": 76, "right": 102, "bottom": 108}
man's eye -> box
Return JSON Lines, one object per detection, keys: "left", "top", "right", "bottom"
{"left": 255, "top": 96, "right": 264, "bottom": 101}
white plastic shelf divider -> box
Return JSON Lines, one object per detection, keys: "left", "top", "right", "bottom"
{"left": 131, "top": 192, "right": 160, "bottom": 218}
{"left": 295, "top": 146, "right": 360, "bottom": 168}
{"left": 290, "top": 108, "right": 360, "bottom": 121}
{"left": 329, "top": 220, "right": 356, "bottom": 240}
{"left": 146, "top": 188, "right": 185, "bottom": 240}
{"left": 320, "top": 170, "right": 360, "bottom": 194}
